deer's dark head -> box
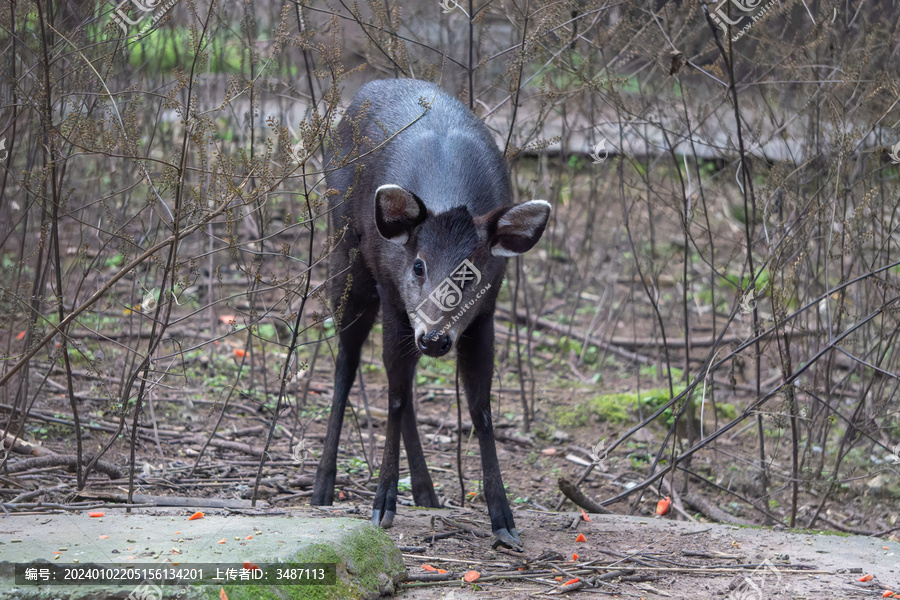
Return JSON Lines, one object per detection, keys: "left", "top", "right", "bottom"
{"left": 374, "top": 184, "right": 551, "bottom": 357}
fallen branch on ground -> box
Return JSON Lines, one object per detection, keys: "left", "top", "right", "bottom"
{"left": 6, "top": 454, "right": 122, "bottom": 479}
{"left": 557, "top": 477, "right": 613, "bottom": 514}
{"left": 680, "top": 491, "right": 754, "bottom": 526}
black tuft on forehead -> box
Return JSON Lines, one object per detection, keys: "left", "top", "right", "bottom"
{"left": 416, "top": 206, "right": 479, "bottom": 268}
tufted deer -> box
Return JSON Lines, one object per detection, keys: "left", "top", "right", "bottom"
{"left": 310, "top": 79, "right": 550, "bottom": 550}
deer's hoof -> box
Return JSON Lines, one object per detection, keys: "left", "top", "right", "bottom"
{"left": 371, "top": 508, "right": 396, "bottom": 529}
{"left": 491, "top": 527, "right": 523, "bottom": 551}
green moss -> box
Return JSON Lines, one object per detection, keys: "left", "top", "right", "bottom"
{"left": 214, "top": 523, "right": 404, "bottom": 600}
{"left": 585, "top": 394, "right": 632, "bottom": 424}
{"left": 553, "top": 387, "right": 687, "bottom": 427}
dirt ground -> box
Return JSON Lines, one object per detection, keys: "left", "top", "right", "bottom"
{"left": 317, "top": 502, "right": 897, "bottom": 599}
{"left": 6, "top": 361, "right": 897, "bottom": 598}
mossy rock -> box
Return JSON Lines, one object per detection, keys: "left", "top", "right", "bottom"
{"left": 213, "top": 521, "right": 405, "bottom": 600}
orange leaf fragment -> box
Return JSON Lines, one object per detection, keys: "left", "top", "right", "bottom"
{"left": 88, "top": 512, "right": 105, "bottom": 518}
{"left": 656, "top": 496, "right": 671, "bottom": 515}
{"left": 245, "top": 535, "right": 253, "bottom": 540}
{"left": 219, "top": 587, "right": 228, "bottom": 600}
{"left": 243, "top": 561, "right": 260, "bottom": 571}
{"left": 562, "top": 577, "right": 580, "bottom": 586}
{"left": 233, "top": 348, "right": 246, "bottom": 358}
{"left": 575, "top": 533, "right": 587, "bottom": 542}
{"left": 219, "top": 315, "right": 236, "bottom": 325}
{"left": 52, "top": 551, "right": 62, "bottom": 554}
{"left": 421, "top": 564, "right": 437, "bottom": 572}
{"left": 217, "top": 538, "right": 226, "bottom": 544}
{"left": 98, "top": 535, "right": 109, "bottom": 540}
{"left": 188, "top": 512, "right": 204, "bottom": 520}
{"left": 882, "top": 591, "right": 894, "bottom": 598}
{"left": 16, "top": 331, "right": 26, "bottom": 340}
{"left": 437, "top": 569, "right": 448, "bottom": 574}
{"left": 572, "top": 553, "right": 579, "bottom": 561}
{"left": 860, "top": 574, "right": 875, "bottom": 582}
{"left": 555, "top": 576, "right": 563, "bottom": 581}
{"left": 581, "top": 508, "right": 591, "bottom": 522}
{"left": 464, "top": 570, "right": 480, "bottom": 583}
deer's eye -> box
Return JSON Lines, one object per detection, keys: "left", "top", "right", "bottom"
{"left": 413, "top": 259, "right": 426, "bottom": 278}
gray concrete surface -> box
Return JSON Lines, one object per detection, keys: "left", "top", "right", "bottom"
{"left": 0, "top": 509, "right": 404, "bottom": 599}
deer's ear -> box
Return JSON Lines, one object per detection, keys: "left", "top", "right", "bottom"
{"left": 483, "top": 200, "right": 551, "bottom": 257}
{"left": 374, "top": 185, "right": 428, "bottom": 245}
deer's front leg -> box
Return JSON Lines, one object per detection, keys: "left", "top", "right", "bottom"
{"left": 371, "top": 310, "right": 420, "bottom": 528}
{"left": 458, "top": 313, "right": 521, "bottom": 550}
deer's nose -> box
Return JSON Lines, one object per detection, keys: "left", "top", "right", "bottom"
{"left": 418, "top": 331, "right": 452, "bottom": 357}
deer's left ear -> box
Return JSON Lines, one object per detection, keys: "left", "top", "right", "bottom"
{"left": 481, "top": 200, "right": 551, "bottom": 257}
